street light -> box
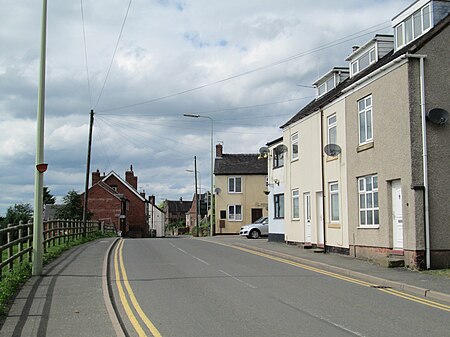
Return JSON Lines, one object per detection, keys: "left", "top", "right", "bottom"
{"left": 183, "top": 113, "right": 214, "bottom": 236}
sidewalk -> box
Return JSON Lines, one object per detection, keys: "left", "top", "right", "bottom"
{"left": 0, "top": 238, "right": 121, "bottom": 337}
{"left": 200, "top": 235, "right": 450, "bottom": 303}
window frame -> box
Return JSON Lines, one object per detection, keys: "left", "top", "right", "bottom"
{"left": 273, "top": 148, "right": 284, "bottom": 168}
{"left": 291, "top": 133, "right": 299, "bottom": 161}
{"left": 351, "top": 48, "right": 376, "bottom": 76}
{"left": 358, "top": 95, "right": 373, "bottom": 145}
{"left": 228, "top": 204, "right": 242, "bottom": 221}
{"left": 329, "top": 182, "right": 340, "bottom": 223}
{"left": 394, "top": 3, "right": 432, "bottom": 50}
{"left": 358, "top": 175, "right": 379, "bottom": 228}
{"left": 292, "top": 189, "right": 300, "bottom": 220}
{"left": 228, "top": 176, "right": 242, "bottom": 193}
{"left": 327, "top": 114, "right": 337, "bottom": 145}
{"left": 274, "top": 193, "right": 285, "bottom": 219}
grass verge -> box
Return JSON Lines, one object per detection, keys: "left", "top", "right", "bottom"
{"left": 0, "top": 231, "right": 116, "bottom": 316}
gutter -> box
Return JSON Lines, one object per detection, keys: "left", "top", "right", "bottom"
{"left": 406, "top": 53, "right": 430, "bottom": 270}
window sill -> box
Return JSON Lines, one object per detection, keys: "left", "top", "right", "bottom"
{"left": 357, "top": 142, "right": 374, "bottom": 152}
{"left": 291, "top": 158, "right": 299, "bottom": 162}
{"left": 273, "top": 217, "right": 284, "bottom": 220}
{"left": 291, "top": 218, "right": 300, "bottom": 221}
{"left": 228, "top": 192, "right": 243, "bottom": 194}
{"left": 228, "top": 220, "right": 243, "bottom": 222}
{"left": 326, "top": 155, "right": 339, "bottom": 162}
{"left": 327, "top": 223, "right": 341, "bottom": 229}
{"left": 273, "top": 166, "right": 284, "bottom": 170}
{"left": 357, "top": 225, "right": 380, "bottom": 229}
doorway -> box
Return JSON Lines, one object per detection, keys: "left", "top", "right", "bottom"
{"left": 251, "top": 208, "right": 263, "bottom": 223}
{"left": 304, "top": 193, "right": 312, "bottom": 243}
{"left": 391, "top": 180, "right": 403, "bottom": 249}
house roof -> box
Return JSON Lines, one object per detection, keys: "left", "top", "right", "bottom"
{"left": 280, "top": 14, "right": 450, "bottom": 129}
{"left": 102, "top": 171, "right": 146, "bottom": 202}
{"left": 214, "top": 154, "right": 268, "bottom": 175}
{"left": 266, "top": 136, "right": 283, "bottom": 147}
{"left": 166, "top": 199, "right": 192, "bottom": 213}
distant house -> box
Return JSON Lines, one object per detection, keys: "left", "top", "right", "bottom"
{"left": 43, "top": 204, "right": 63, "bottom": 220}
{"left": 148, "top": 195, "right": 165, "bottom": 237}
{"left": 163, "top": 198, "right": 192, "bottom": 228}
{"left": 214, "top": 143, "right": 268, "bottom": 234}
{"left": 186, "top": 192, "right": 208, "bottom": 230}
{"left": 85, "top": 166, "right": 148, "bottom": 238}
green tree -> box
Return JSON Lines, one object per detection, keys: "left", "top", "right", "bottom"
{"left": 55, "top": 190, "right": 84, "bottom": 220}
{"left": 2, "top": 203, "right": 33, "bottom": 227}
{"left": 43, "top": 186, "right": 56, "bottom": 205}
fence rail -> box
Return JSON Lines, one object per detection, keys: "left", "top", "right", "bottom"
{"left": 0, "top": 219, "right": 116, "bottom": 278}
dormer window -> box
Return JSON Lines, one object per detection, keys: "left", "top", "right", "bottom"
{"left": 317, "top": 76, "right": 336, "bottom": 97}
{"left": 314, "top": 67, "right": 348, "bottom": 98}
{"left": 394, "top": 2, "right": 432, "bottom": 50}
{"left": 351, "top": 48, "right": 376, "bottom": 76}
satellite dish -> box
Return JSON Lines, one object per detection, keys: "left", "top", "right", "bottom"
{"left": 259, "top": 146, "right": 269, "bottom": 155}
{"left": 214, "top": 187, "right": 222, "bottom": 195}
{"left": 275, "top": 144, "right": 288, "bottom": 153}
{"left": 324, "top": 144, "right": 341, "bottom": 157}
{"left": 427, "top": 108, "right": 449, "bottom": 125}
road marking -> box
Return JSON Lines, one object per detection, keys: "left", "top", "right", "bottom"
{"left": 114, "top": 240, "right": 147, "bottom": 337}
{"left": 207, "top": 240, "right": 450, "bottom": 312}
{"left": 118, "top": 240, "right": 163, "bottom": 337}
{"left": 168, "top": 242, "right": 210, "bottom": 265}
{"left": 219, "top": 270, "right": 258, "bottom": 289}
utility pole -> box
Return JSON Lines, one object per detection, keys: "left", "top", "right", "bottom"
{"left": 83, "top": 109, "right": 94, "bottom": 237}
{"left": 194, "top": 156, "right": 199, "bottom": 236}
{"left": 32, "top": 0, "right": 48, "bottom": 276}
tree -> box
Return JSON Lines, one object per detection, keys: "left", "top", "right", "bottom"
{"left": 43, "top": 186, "right": 56, "bottom": 205}
{"left": 55, "top": 190, "right": 84, "bottom": 220}
{"left": 2, "top": 203, "right": 33, "bottom": 228}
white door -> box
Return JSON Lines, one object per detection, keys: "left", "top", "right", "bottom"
{"left": 304, "top": 193, "right": 312, "bottom": 243}
{"left": 392, "top": 180, "right": 403, "bottom": 249}
{"left": 316, "top": 192, "right": 324, "bottom": 245}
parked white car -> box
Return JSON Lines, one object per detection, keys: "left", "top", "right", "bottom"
{"left": 239, "top": 217, "right": 268, "bottom": 239}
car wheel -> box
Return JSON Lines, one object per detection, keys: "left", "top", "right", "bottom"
{"left": 249, "top": 229, "right": 260, "bottom": 239}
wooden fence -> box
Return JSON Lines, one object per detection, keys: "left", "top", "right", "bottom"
{"left": 0, "top": 219, "right": 116, "bottom": 278}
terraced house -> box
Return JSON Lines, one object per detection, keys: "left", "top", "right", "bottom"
{"left": 277, "top": 0, "right": 450, "bottom": 269}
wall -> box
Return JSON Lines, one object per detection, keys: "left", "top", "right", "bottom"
{"left": 267, "top": 143, "right": 285, "bottom": 241}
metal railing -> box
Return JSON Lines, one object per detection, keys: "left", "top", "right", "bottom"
{"left": 0, "top": 219, "right": 116, "bottom": 278}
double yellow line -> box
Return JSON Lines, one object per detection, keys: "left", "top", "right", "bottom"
{"left": 222, "top": 243, "right": 450, "bottom": 312}
{"left": 113, "top": 239, "right": 163, "bottom": 337}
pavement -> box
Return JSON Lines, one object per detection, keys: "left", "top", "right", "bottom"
{"left": 0, "top": 235, "right": 449, "bottom": 337}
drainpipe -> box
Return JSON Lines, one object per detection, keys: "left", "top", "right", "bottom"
{"left": 406, "top": 53, "right": 430, "bottom": 269}
{"left": 320, "top": 109, "right": 327, "bottom": 252}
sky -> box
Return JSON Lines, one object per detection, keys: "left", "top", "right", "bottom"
{"left": 0, "top": 0, "right": 413, "bottom": 215}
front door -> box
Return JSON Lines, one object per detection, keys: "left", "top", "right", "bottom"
{"left": 304, "top": 193, "right": 312, "bottom": 243}
{"left": 251, "top": 208, "right": 263, "bottom": 223}
{"left": 392, "top": 180, "right": 403, "bottom": 249}
{"left": 316, "top": 192, "right": 324, "bottom": 245}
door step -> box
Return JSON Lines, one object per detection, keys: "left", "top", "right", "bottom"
{"left": 313, "top": 249, "right": 325, "bottom": 253}
{"left": 387, "top": 257, "right": 405, "bottom": 268}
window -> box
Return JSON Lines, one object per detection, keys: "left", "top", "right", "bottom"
{"left": 318, "top": 83, "right": 326, "bottom": 96}
{"left": 329, "top": 182, "right": 339, "bottom": 222}
{"left": 292, "top": 189, "right": 299, "bottom": 219}
{"left": 394, "top": 4, "right": 432, "bottom": 49}
{"left": 358, "top": 95, "right": 373, "bottom": 145}
{"left": 326, "top": 77, "right": 335, "bottom": 91}
{"left": 220, "top": 210, "right": 226, "bottom": 219}
{"left": 358, "top": 175, "right": 379, "bottom": 227}
{"left": 228, "top": 177, "right": 242, "bottom": 193}
{"left": 317, "top": 77, "right": 336, "bottom": 97}
{"left": 291, "top": 133, "right": 299, "bottom": 161}
{"left": 228, "top": 205, "right": 242, "bottom": 221}
{"left": 273, "top": 148, "right": 284, "bottom": 168}
{"left": 274, "top": 194, "right": 284, "bottom": 218}
{"left": 327, "top": 114, "right": 337, "bottom": 145}
{"left": 351, "top": 48, "right": 376, "bottom": 76}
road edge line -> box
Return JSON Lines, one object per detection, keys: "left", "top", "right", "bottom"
{"left": 103, "top": 237, "right": 126, "bottom": 337}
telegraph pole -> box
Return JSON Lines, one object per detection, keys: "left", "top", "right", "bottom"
{"left": 32, "top": 0, "right": 48, "bottom": 276}
{"left": 194, "top": 156, "right": 199, "bottom": 236}
{"left": 82, "top": 109, "right": 94, "bottom": 237}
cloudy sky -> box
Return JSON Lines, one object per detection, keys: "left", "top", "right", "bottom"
{"left": 0, "top": 0, "right": 412, "bottom": 215}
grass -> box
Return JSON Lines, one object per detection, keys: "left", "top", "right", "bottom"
{"left": 0, "top": 231, "right": 116, "bottom": 316}
{"left": 421, "top": 268, "right": 450, "bottom": 278}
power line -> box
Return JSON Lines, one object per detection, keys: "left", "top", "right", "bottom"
{"left": 97, "top": 21, "right": 391, "bottom": 113}
{"left": 94, "top": 0, "right": 133, "bottom": 109}
{"left": 80, "top": 0, "right": 92, "bottom": 108}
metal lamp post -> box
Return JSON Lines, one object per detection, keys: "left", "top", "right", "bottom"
{"left": 183, "top": 113, "right": 214, "bottom": 236}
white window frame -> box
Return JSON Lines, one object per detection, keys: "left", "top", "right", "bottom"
{"left": 329, "top": 182, "right": 340, "bottom": 223}
{"left": 292, "top": 189, "right": 300, "bottom": 220}
{"left": 394, "top": 3, "right": 432, "bottom": 50}
{"left": 273, "top": 148, "right": 284, "bottom": 168}
{"left": 291, "top": 133, "right": 299, "bottom": 161}
{"left": 228, "top": 204, "right": 242, "bottom": 221}
{"left": 358, "top": 175, "right": 379, "bottom": 228}
{"left": 327, "top": 114, "right": 337, "bottom": 145}
{"left": 228, "top": 176, "right": 242, "bottom": 193}
{"left": 358, "top": 95, "right": 373, "bottom": 145}
{"left": 351, "top": 48, "right": 376, "bottom": 76}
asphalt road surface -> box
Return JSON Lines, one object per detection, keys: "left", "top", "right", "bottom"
{"left": 109, "top": 238, "right": 449, "bottom": 337}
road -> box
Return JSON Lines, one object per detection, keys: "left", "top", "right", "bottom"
{"left": 109, "top": 238, "right": 449, "bottom": 337}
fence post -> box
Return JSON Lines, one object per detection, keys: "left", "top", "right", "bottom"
{"left": 7, "top": 223, "right": 14, "bottom": 271}
{"left": 19, "top": 221, "right": 24, "bottom": 263}
{"left": 28, "top": 221, "right": 33, "bottom": 263}
{"left": 43, "top": 221, "right": 47, "bottom": 254}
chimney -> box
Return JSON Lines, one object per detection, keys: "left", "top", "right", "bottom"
{"left": 216, "top": 143, "right": 223, "bottom": 158}
{"left": 149, "top": 195, "right": 155, "bottom": 205}
{"left": 125, "top": 165, "right": 138, "bottom": 190}
{"left": 352, "top": 45, "right": 359, "bottom": 52}
{"left": 140, "top": 190, "right": 146, "bottom": 199}
{"left": 92, "top": 169, "right": 101, "bottom": 186}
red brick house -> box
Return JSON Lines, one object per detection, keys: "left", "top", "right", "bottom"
{"left": 86, "top": 166, "right": 148, "bottom": 238}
